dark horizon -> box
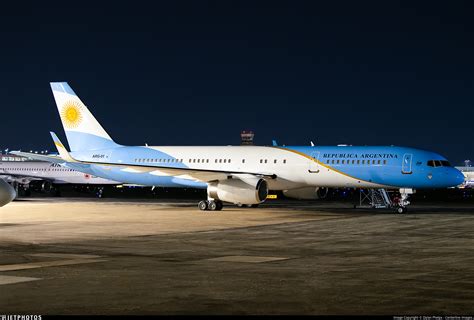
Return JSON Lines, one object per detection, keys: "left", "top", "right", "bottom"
{"left": 1, "top": 1, "right": 473, "bottom": 165}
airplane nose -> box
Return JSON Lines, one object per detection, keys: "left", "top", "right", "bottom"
{"left": 451, "top": 168, "right": 465, "bottom": 187}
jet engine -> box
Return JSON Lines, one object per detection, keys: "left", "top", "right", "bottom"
{"left": 283, "top": 187, "right": 328, "bottom": 200}
{"left": 207, "top": 177, "right": 268, "bottom": 205}
{"left": 0, "top": 179, "right": 16, "bottom": 207}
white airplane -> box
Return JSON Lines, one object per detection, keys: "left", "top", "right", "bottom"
{"left": 0, "top": 178, "right": 16, "bottom": 207}
{"left": 455, "top": 166, "right": 474, "bottom": 188}
{"left": 0, "top": 159, "right": 120, "bottom": 195}
{"left": 13, "top": 82, "right": 465, "bottom": 213}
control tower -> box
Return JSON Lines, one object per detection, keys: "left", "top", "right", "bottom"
{"left": 240, "top": 130, "right": 254, "bottom": 145}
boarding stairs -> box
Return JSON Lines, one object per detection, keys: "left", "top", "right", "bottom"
{"left": 359, "top": 188, "right": 392, "bottom": 209}
{"left": 370, "top": 189, "right": 392, "bottom": 208}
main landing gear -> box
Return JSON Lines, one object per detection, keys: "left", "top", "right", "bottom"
{"left": 198, "top": 200, "right": 223, "bottom": 211}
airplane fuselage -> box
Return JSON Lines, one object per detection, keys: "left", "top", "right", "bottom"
{"left": 67, "top": 145, "right": 464, "bottom": 190}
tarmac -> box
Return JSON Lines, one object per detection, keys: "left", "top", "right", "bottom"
{"left": 1, "top": 198, "right": 474, "bottom": 315}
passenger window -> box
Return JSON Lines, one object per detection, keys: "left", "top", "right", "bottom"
{"left": 383, "top": 160, "right": 387, "bottom": 165}
{"left": 357, "top": 160, "right": 360, "bottom": 164}
{"left": 274, "top": 159, "right": 277, "bottom": 164}
{"left": 342, "top": 160, "right": 345, "bottom": 164}
{"left": 326, "top": 160, "right": 330, "bottom": 164}
{"left": 352, "top": 160, "right": 355, "bottom": 164}
{"left": 219, "top": 159, "right": 222, "bottom": 163}
{"left": 337, "top": 160, "right": 340, "bottom": 164}
{"left": 377, "top": 160, "right": 381, "bottom": 165}
{"left": 228, "top": 159, "right": 231, "bottom": 163}
{"left": 362, "top": 160, "right": 365, "bottom": 164}
{"left": 260, "top": 159, "right": 263, "bottom": 163}
{"left": 283, "top": 159, "right": 287, "bottom": 164}
{"left": 242, "top": 159, "right": 245, "bottom": 163}
{"left": 331, "top": 160, "right": 335, "bottom": 164}
{"left": 264, "top": 159, "right": 268, "bottom": 164}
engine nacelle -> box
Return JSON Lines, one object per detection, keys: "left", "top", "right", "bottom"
{"left": 207, "top": 178, "right": 268, "bottom": 205}
{"left": 283, "top": 187, "right": 328, "bottom": 200}
{"left": 0, "top": 179, "right": 16, "bottom": 207}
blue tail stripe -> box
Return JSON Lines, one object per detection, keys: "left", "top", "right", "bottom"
{"left": 50, "top": 82, "right": 77, "bottom": 96}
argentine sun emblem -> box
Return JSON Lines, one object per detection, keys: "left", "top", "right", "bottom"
{"left": 61, "top": 101, "right": 83, "bottom": 128}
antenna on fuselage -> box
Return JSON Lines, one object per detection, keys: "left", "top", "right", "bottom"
{"left": 310, "top": 141, "right": 315, "bottom": 147}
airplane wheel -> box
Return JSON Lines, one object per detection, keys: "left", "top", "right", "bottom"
{"left": 396, "top": 207, "right": 407, "bottom": 214}
{"left": 198, "top": 200, "right": 208, "bottom": 211}
{"left": 208, "top": 201, "right": 217, "bottom": 211}
{"left": 215, "top": 201, "right": 223, "bottom": 211}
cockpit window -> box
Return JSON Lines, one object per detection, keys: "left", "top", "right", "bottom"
{"left": 427, "top": 160, "right": 451, "bottom": 167}
{"left": 441, "top": 160, "right": 451, "bottom": 167}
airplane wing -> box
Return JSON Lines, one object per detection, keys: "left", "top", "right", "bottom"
{"left": 0, "top": 174, "right": 49, "bottom": 184}
{"left": 65, "top": 159, "right": 275, "bottom": 183}
{"left": 11, "top": 151, "right": 276, "bottom": 183}
{"left": 10, "top": 151, "right": 65, "bottom": 164}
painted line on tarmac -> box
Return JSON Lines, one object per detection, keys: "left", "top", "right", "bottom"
{"left": 0, "top": 258, "right": 108, "bottom": 272}
{"left": 28, "top": 253, "right": 102, "bottom": 259}
{"left": 0, "top": 275, "right": 41, "bottom": 285}
{"left": 204, "top": 255, "right": 291, "bottom": 263}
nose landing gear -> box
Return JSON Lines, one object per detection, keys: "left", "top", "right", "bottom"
{"left": 395, "top": 188, "right": 415, "bottom": 214}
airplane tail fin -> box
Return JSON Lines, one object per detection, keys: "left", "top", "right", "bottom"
{"left": 50, "top": 82, "right": 120, "bottom": 152}
{"left": 50, "top": 131, "right": 77, "bottom": 162}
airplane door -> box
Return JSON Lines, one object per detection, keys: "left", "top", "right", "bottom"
{"left": 308, "top": 151, "right": 320, "bottom": 173}
{"left": 402, "top": 153, "right": 413, "bottom": 174}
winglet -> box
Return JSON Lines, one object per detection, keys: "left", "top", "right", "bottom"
{"left": 50, "top": 132, "right": 77, "bottom": 162}
{"left": 272, "top": 140, "right": 278, "bottom": 147}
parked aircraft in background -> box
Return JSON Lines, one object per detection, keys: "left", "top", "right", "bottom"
{"left": 456, "top": 166, "right": 474, "bottom": 188}
{"left": 13, "top": 82, "right": 465, "bottom": 213}
{"left": 0, "top": 159, "right": 120, "bottom": 197}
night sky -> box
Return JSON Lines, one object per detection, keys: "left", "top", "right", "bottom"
{"left": 1, "top": 1, "right": 473, "bottom": 164}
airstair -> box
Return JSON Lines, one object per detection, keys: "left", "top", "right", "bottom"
{"left": 359, "top": 188, "right": 392, "bottom": 209}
